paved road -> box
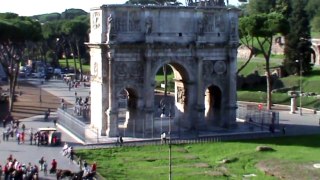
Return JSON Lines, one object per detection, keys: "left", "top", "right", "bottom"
{"left": 0, "top": 114, "right": 80, "bottom": 180}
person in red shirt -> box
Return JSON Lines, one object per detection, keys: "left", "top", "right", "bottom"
{"left": 91, "top": 162, "right": 97, "bottom": 173}
{"left": 50, "top": 159, "right": 57, "bottom": 174}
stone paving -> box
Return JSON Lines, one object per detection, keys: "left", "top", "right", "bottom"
{"left": 0, "top": 114, "right": 81, "bottom": 180}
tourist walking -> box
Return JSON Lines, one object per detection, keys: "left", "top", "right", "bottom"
{"left": 43, "top": 160, "right": 48, "bottom": 176}
{"left": 39, "top": 156, "right": 45, "bottom": 171}
{"left": 53, "top": 119, "right": 57, "bottom": 127}
{"left": 50, "top": 159, "right": 57, "bottom": 174}
{"left": 30, "top": 131, "right": 33, "bottom": 145}
{"left": 69, "top": 147, "right": 74, "bottom": 164}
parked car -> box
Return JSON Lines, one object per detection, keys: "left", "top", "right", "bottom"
{"left": 31, "top": 72, "right": 45, "bottom": 78}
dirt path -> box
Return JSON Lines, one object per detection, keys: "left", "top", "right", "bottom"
{"left": 0, "top": 81, "right": 70, "bottom": 121}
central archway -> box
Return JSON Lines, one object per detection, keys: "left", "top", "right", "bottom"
{"left": 152, "top": 61, "right": 192, "bottom": 137}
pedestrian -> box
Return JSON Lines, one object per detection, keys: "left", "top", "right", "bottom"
{"left": 4, "top": 164, "right": 9, "bottom": 180}
{"left": 43, "top": 160, "right": 48, "bottom": 176}
{"left": 161, "top": 132, "right": 166, "bottom": 144}
{"left": 0, "top": 164, "right": 2, "bottom": 179}
{"left": 282, "top": 126, "right": 286, "bottom": 135}
{"left": 22, "top": 124, "right": 25, "bottom": 132}
{"left": 21, "top": 131, "right": 25, "bottom": 143}
{"left": 17, "top": 132, "right": 20, "bottom": 144}
{"left": 16, "top": 119, "right": 20, "bottom": 128}
{"left": 120, "top": 136, "right": 123, "bottom": 146}
{"left": 50, "top": 159, "right": 57, "bottom": 174}
{"left": 69, "top": 147, "right": 74, "bottom": 164}
{"left": 39, "top": 157, "right": 45, "bottom": 171}
{"left": 30, "top": 131, "right": 33, "bottom": 145}
{"left": 91, "top": 162, "right": 97, "bottom": 173}
{"left": 44, "top": 108, "right": 50, "bottom": 121}
{"left": 61, "top": 98, "right": 65, "bottom": 109}
{"left": 83, "top": 160, "right": 88, "bottom": 170}
{"left": 78, "top": 156, "right": 83, "bottom": 171}
{"left": 53, "top": 119, "right": 57, "bottom": 127}
{"left": 5, "top": 131, "right": 9, "bottom": 141}
{"left": 2, "top": 119, "right": 6, "bottom": 128}
{"left": 2, "top": 131, "right": 5, "bottom": 141}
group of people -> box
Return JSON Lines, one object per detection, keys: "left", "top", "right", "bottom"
{"left": 0, "top": 154, "right": 42, "bottom": 180}
{"left": 61, "top": 143, "right": 97, "bottom": 179}
{"left": 74, "top": 96, "right": 90, "bottom": 118}
{"left": 62, "top": 142, "right": 75, "bottom": 162}
{"left": 2, "top": 117, "right": 27, "bottom": 144}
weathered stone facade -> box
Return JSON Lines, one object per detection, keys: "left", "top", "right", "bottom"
{"left": 87, "top": 4, "right": 239, "bottom": 137}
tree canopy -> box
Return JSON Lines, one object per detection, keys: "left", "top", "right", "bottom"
{"left": 239, "top": 12, "right": 288, "bottom": 109}
{"left": 0, "top": 13, "right": 43, "bottom": 112}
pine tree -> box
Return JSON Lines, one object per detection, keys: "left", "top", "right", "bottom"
{"left": 283, "top": 0, "right": 312, "bottom": 75}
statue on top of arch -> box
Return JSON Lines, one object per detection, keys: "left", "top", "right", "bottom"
{"left": 186, "top": 0, "right": 227, "bottom": 6}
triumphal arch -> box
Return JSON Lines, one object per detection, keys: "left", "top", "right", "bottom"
{"left": 88, "top": 3, "right": 239, "bottom": 137}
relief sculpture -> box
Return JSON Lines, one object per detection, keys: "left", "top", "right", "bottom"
{"left": 92, "top": 12, "right": 101, "bottom": 30}
{"left": 114, "top": 11, "right": 128, "bottom": 32}
{"left": 203, "top": 13, "right": 215, "bottom": 32}
{"left": 177, "top": 87, "right": 187, "bottom": 104}
{"left": 115, "top": 62, "right": 144, "bottom": 84}
{"left": 106, "top": 14, "right": 113, "bottom": 43}
{"left": 145, "top": 17, "right": 152, "bottom": 34}
{"left": 129, "top": 11, "right": 141, "bottom": 32}
{"left": 198, "top": 18, "right": 205, "bottom": 35}
{"left": 203, "top": 61, "right": 214, "bottom": 77}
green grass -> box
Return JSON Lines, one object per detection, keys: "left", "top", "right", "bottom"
{"left": 58, "top": 59, "right": 90, "bottom": 73}
{"left": 237, "top": 91, "right": 320, "bottom": 109}
{"left": 237, "top": 58, "right": 282, "bottom": 77}
{"left": 76, "top": 135, "right": 320, "bottom": 180}
{"left": 237, "top": 57, "right": 320, "bottom": 109}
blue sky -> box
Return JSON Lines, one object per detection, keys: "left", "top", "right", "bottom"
{"left": 0, "top": 0, "right": 241, "bottom": 16}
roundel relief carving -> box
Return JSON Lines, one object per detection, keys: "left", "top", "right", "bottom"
{"left": 214, "top": 61, "right": 226, "bottom": 75}
{"left": 116, "top": 62, "right": 127, "bottom": 76}
{"left": 203, "top": 61, "right": 214, "bottom": 76}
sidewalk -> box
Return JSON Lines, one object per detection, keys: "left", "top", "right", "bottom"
{"left": 0, "top": 114, "right": 81, "bottom": 180}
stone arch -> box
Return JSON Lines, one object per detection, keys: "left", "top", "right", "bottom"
{"left": 115, "top": 86, "right": 143, "bottom": 137}
{"left": 151, "top": 60, "right": 195, "bottom": 129}
{"left": 87, "top": 5, "right": 239, "bottom": 138}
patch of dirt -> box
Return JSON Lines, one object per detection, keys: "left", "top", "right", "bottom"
{"left": 256, "top": 159, "right": 320, "bottom": 180}
{"left": 175, "top": 147, "right": 188, "bottom": 153}
{"left": 0, "top": 82, "right": 71, "bottom": 120}
{"left": 184, "top": 154, "right": 199, "bottom": 160}
{"left": 194, "top": 163, "right": 211, "bottom": 168}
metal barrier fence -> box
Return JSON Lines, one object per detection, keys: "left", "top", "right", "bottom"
{"left": 237, "top": 104, "right": 279, "bottom": 128}
{"left": 57, "top": 103, "right": 280, "bottom": 143}
{"left": 57, "top": 108, "right": 88, "bottom": 142}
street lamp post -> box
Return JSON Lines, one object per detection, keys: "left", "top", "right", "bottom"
{"left": 296, "top": 59, "right": 302, "bottom": 115}
{"left": 168, "top": 106, "right": 172, "bottom": 180}
{"left": 39, "top": 80, "right": 42, "bottom": 103}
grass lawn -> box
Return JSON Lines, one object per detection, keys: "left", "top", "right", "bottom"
{"left": 76, "top": 135, "right": 320, "bottom": 180}
{"left": 59, "top": 59, "right": 90, "bottom": 73}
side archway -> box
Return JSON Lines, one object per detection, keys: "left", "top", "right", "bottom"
{"left": 204, "top": 85, "right": 222, "bottom": 126}
{"left": 116, "top": 87, "right": 142, "bottom": 137}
